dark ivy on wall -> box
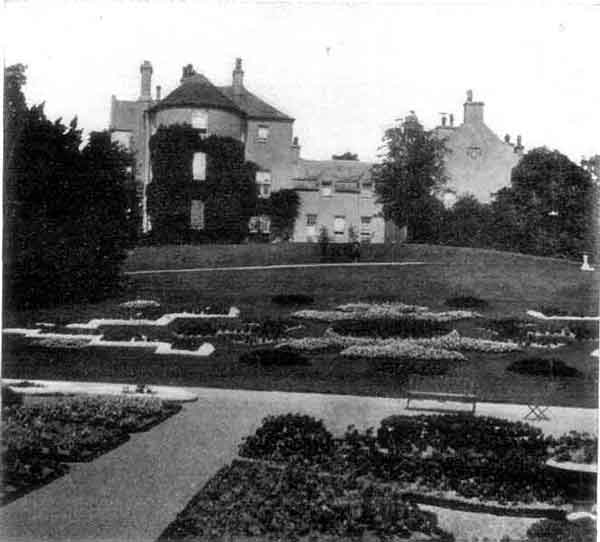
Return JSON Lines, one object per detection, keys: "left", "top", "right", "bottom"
{"left": 147, "top": 124, "right": 300, "bottom": 244}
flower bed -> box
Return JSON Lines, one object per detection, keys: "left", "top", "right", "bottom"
{"left": 157, "top": 459, "right": 453, "bottom": 541}
{"left": 1, "top": 395, "right": 182, "bottom": 505}
{"left": 238, "top": 413, "right": 590, "bottom": 514}
{"left": 293, "top": 303, "right": 479, "bottom": 323}
{"left": 548, "top": 432, "right": 597, "bottom": 464}
{"left": 341, "top": 342, "right": 467, "bottom": 361}
{"left": 331, "top": 318, "right": 450, "bottom": 338}
{"left": 526, "top": 517, "right": 596, "bottom": 542}
{"left": 506, "top": 358, "right": 582, "bottom": 378}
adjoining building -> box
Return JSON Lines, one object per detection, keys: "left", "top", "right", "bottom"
{"left": 434, "top": 89, "right": 524, "bottom": 205}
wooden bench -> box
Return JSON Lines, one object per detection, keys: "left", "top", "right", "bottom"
{"left": 406, "top": 390, "right": 477, "bottom": 414}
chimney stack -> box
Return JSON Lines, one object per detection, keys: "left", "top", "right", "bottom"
{"left": 441, "top": 114, "right": 447, "bottom": 127}
{"left": 232, "top": 58, "right": 244, "bottom": 97}
{"left": 463, "top": 89, "right": 484, "bottom": 124}
{"left": 156, "top": 85, "right": 162, "bottom": 101}
{"left": 139, "top": 60, "right": 153, "bottom": 101}
{"left": 449, "top": 114, "right": 454, "bottom": 127}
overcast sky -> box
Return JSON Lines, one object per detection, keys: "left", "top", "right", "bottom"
{"left": 4, "top": 0, "right": 599, "bottom": 163}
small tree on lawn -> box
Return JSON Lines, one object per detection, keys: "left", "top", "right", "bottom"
{"left": 372, "top": 113, "right": 448, "bottom": 242}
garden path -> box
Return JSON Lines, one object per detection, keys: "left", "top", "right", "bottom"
{"left": 1, "top": 386, "right": 597, "bottom": 542}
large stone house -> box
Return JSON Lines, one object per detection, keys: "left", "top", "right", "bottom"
{"left": 434, "top": 90, "right": 524, "bottom": 205}
{"left": 109, "top": 59, "right": 383, "bottom": 242}
{"left": 109, "top": 61, "right": 523, "bottom": 242}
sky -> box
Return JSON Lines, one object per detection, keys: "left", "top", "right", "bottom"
{"left": 3, "top": 0, "right": 599, "bottom": 164}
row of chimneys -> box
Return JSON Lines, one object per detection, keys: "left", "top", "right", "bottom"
{"left": 139, "top": 58, "right": 245, "bottom": 102}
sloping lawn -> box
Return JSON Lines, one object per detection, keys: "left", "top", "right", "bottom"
{"left": 3, "top": 246, "right": 598, "bottom": 408}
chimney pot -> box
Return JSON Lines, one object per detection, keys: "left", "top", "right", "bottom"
{"left": 441, "top": 115, "right": 447, "bottom": 127}
{"left": 504, "top": 134, "right": 511, "bottom": 143}
{"left": 139, "top": 60, "right": 153, "bottom": 101}
{"left": 156, "top": 85, "right": 162, "bottom": 101}
{"left": 466, "top": 89, "right": 473, "bottom": 102}
{"left": 233, "top": 57, "right": 244, "bottom": 97}
{"left": 449, "top": 113, "right": 454, "bottom": 127}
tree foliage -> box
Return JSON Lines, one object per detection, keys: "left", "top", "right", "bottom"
{"left": 332, "top": 152, "right": 359, "bottom": 161}
{"left": 147, "top": 126, "right": 258, "bottom": 243}
{"left": 500, "top": 147, "right": 595, "bottom": 258}
{"left": 372, "top": 113, "right": 448, "bottom": 242}
{"left": 4, "top": 64, "right": 132, "bottom": 308}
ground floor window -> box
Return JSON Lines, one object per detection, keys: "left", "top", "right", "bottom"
{"left": 249, "top": 215, "right": 271, "bottom": 234}
{"left": 190, "top": 200, "right": 205, "bottom": 230}
{"left": 334, "top": 216, "right": 346, "bottom": 237}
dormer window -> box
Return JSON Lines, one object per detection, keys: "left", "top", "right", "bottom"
{"left": 257, "top": 125, "right": 269, "bottom": 142}
{"left": 192, "top": 110, "right": 208, "bottom": 136}
{"left": 192, "top": 152, "right": 207, "bottom": 181}
{"left": 256, "top": 171, "right": 271, "bottom": 198}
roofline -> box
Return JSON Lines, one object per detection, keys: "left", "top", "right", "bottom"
{"left": 247, "top": 115, "right": 295, "bottom": 123}
{"left": 148, "top": 102, "right": 245, "bottom": 116}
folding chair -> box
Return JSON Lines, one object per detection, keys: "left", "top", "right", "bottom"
{"left": 523, "top": 380, "right": 556, "bottom": 421}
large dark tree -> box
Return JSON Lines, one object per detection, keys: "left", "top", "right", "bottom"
{"left": 4, "top": 64, "right": 132, "bottom": 308}
{"left": 372, "top": 113, "right": 448, "bottom": 242}
{"left": 503, "top": 147, "right": 595, "bottom": 258}
{"left": 440, "top": 195, "right": 493, "bottom": 248}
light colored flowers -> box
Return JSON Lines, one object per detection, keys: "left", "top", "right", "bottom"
{"left": 120, "top": 299, "right": 161, "bottom": 309}
{"left": 292, "top": 302, "right": 480, "bottom": 322}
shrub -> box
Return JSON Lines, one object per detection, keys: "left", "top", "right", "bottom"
{"left": 486, "top": 318, "right": 533, "bottom": 340}
{"left": 271, "top": 294, "right": 315, "bottom": 306}
{"left": 238, "top": 348, "right": 309, "bottom": 367}
{"left": 172, "top": 319, "right": 218, "bottom": 337}
{"left": 507, "top": 358, "right": 582, "bottom": 378}
{"left": 372, "top": 358, "right": 455, "bottom": 377}
{"left": 238, "top": 413, "right": 334, "bottom": 462}
{"left": 444, "top": 295, "right": 489, "bottom": 310}
{"left": 2, "top": 386, "right": 23, "bottom": 407}
{"left": 331, "top": 318, "right": 449, "bottom": 338}
{"left": 526, "top": 518, "right": 596, "bottom": 542}
{"left": 169, "top": 336, "right": 206, "bottom": 351}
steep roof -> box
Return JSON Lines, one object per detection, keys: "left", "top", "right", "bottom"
{"left": 219, "top": 86, "right": 294, "bottom": 122}
{"left": 151, "top": 74, "right": 241, "bottom": 114}
{"left": 295, "top": 159, "right": 373, "bottom": 182}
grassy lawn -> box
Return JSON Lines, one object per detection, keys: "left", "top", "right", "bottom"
{"left": 3, "top": 246, "right": 598, "bottom": 408}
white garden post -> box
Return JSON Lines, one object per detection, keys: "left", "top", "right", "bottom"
{"left": 580, "top": 253, "right": 595, "bottom": 271}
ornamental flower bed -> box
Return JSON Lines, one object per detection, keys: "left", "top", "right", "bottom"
{"left": 157, "top": 460, "right": 453, "bottom": 541}
{"left": 1, "top": 395, "right": 182, "bottom": 505}
{"left": 341, "top": 342, "right": 466, "bottom": 361}
{"left": 292, "top": 303, "right": 479, "bottom": 323}
{"left": 238, "top": 414, "right": 590, "bottom": 514}
{"left": 548, "top": 432, "right": 597, "bottom": 464}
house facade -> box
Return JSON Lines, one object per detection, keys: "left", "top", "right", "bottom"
{"left": 434, "top": 90, "right": 524, "bottom": 205}
{"left": 109, "top": 59, "right": 384, "bottom": 242}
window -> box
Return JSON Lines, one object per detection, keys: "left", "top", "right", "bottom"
{"left": 192, "top": 110, "right": 208, "bottom": 135}
{"left": 190, "top": 200, "right": 205, "bottom": 230}
{"left": 256, "top": 171, "right": 271, "bottom": 198}
{"left": 306, "top": 214, "right": 317, "bottom": 226}
{"left": 334, "top": 216, "right": 346, "bottom": 235}
{"left": 360, "top": 216, "right": 372, "bottom": 241}
{"left": 322, "top": 180, "right": 332, "bottom": 197}
{"left": 249, "top": 215, "right": 271, "bottom": 234}
{"left": 305, "top": 214, "right": 318, "bottom": 241}
{"left": 466, "top": 146, "right": 482, "bottom": 159}
{"left": 192, "top": 152, "right": 206, "bottom": 181}
{"left": 257, "top": 125, "right": 269, "bottom": 142}
{"left": 361, "top": 181, "right": 373, "bottom": 197}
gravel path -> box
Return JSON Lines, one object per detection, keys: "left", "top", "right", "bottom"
{"left": 1, "top": 386, "right": 596, "bottom": 542}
